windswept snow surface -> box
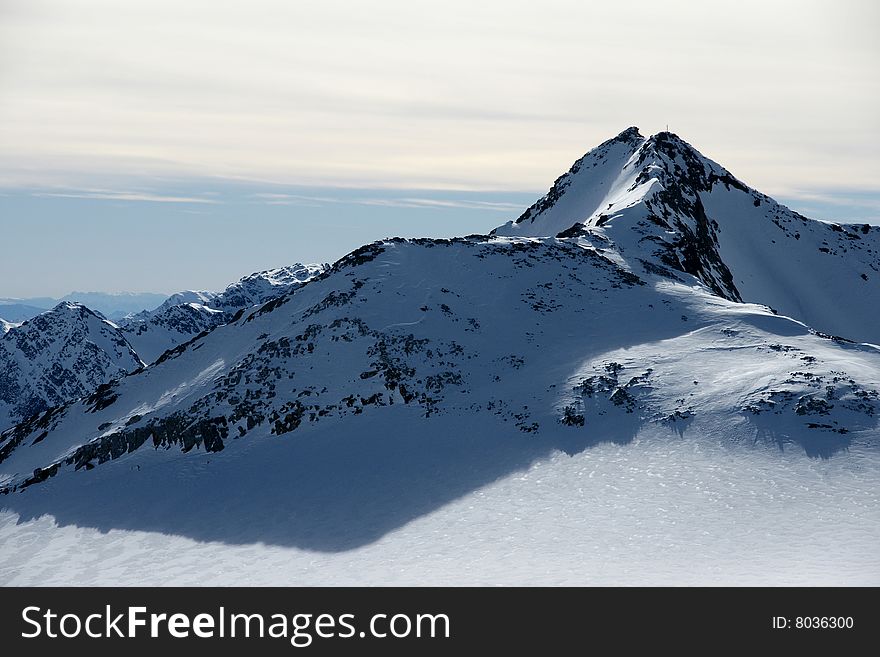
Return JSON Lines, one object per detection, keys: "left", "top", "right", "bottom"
{"left": 1, "top": 130, "right": 878, "bottom": 586}
{"left": 2, "top": 425, "right": 877, "bottom": 586}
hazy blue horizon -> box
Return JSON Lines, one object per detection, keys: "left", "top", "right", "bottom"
{"left": 0, "top": 182, "right": 537, "bottom": 297}
{"left": 2, "top": 2, "right": 876, "bottom": 299}
{"left": 2, "top": 179, "right": 879, "bottom": 298}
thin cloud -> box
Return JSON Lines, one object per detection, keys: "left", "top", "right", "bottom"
{"left": 251, "top": 193, "right": 342, "bottom": 206}
{"left": 779, "top": 190, "right": 880, "bottom": 210}
{"left": 357, "top": 197, "right": 524, "bottom": 212}
{"left": 251, "top": 192, "right": 524, "bottom": 212}
{"left": 33, "top": 190, "right": 221, "bottom": 204}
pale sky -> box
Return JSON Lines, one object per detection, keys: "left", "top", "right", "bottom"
{"left": 1, "top": 0, "right": 878, "bottom": 296}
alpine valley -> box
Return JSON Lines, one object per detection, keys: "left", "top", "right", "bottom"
{"left": 2, "top": 129, "right": 878, "bottom": 586}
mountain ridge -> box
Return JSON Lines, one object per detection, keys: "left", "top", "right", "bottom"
{"left": 1, "top": 127, "right": 878, "bottom": 512}
{"left": 495, "top": 127, "right": 880, "bottom": 344}
{"left": 0, "top": 302, "right": 143, "bottom": 434}
{"left": 120, "top": 263, "right": 328, "bottom": 364}
{"left": 0, "top": 265, "right": 329, "bottom": 433}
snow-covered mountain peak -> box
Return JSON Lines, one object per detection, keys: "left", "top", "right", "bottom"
{"left": 119, "top": 262, "right": 330, "bottom": 365}
{"left": 236, "top": 264, "right": 324, "bottom": 288}
{"left": 0, "top": 264, "right": 329, "bottom": 433}
{"left": 0, "top": 303, "right": 143, "bottom": 433}
{"left": 495, "top": 128, "right": 736, "bottom": 238}
{"left": 24, "top": 302, "right": 114, "bottom": 333}
{"left": 213, "top": 263, "right": 329, "bottom": 312}
{"left": 48, "top": 300, "right": 92, "bottom": 316}
{"left": 614, "top": 125, "right": 644, "bottom": 142}
{"left": 495, "top": 128, "right": 880, "bottom": 344}
{"left": 146, "top": 291, "right": 217, "bottom": 317}
{"left": 499, "top": 127, "right": 648, "bottom": 237}
{"left": 631, "top": 130, "right": 748, "bottom": 207}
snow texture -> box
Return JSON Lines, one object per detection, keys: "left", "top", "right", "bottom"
{"left": 1, "top": 129, "right": 878, "bottom": 586}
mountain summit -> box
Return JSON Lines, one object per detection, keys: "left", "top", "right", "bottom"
{"left": 1, "top": 129, "right": 878, "bottom": 585}
{"left": 495, "top": 128, "right": 880, "bottom": 344}
{"left": 0, "top": 302, "right": 142, "bottom": 432}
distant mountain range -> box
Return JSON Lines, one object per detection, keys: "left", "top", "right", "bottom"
{"left": 0, "top": 264, "right": 327, "bottom": 433}
{"left": 0, "top": 292, "right": 168, "bottom": 322}
{"left": 0, "top": 303, "right": 47, "bottom": 324}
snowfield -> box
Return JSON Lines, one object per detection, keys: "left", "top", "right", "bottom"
{"left": 2, "top": 423, "right": 877, "bottom": 586}
{"left": 1, "top": 128, "right": 878, "bottom": 586}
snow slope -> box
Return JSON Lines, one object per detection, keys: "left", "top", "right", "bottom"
{"left": 0, "top": 303, "right": 143, "bottom": 433}
{"left": 2, "top": 237, "right": 878, "bottom": 491}
{"left": 0, "top": 320, "right": 18, "bottom": 335}
{"left": 121, "top": 303, "right": 227, "bottom": 366}
{"left": 0, "top": 266, "right": 328, "bottom": 434}
{"left": 210, "top": 264, "right": 329, "bottom": 313}
{"left": 2, "top": 425, "right": 876, "bottom": 586}
{"left": 121, "top": 264, "right": 328, "bottom": 364}
{"left": 1, "top": 130, "right": 878, "bottom": 586}
{"left": 495, "top": 129, "right": 880, "bottom": 345}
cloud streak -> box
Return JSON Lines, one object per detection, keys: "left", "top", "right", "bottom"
{"left": 250, "top": 192, "right": 524, "bottom": 211}
{"left": 33, "top": 190, "right": 221, "bottom": 204}
{"left": 779, "top": 190, "right": 880, "bottom": 210}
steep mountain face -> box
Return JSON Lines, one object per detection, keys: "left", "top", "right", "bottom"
{"left": 121, "top": 264, "right": 328, "bottom": 364}
{"left": 120, "top": 303, "right": 227, "bottom": 366}
{"left": 0, "top": 303, "right": 143, "bottom": 433}
{"left": 0, "top": 319, "right": 18, "bottom": 334}
{"left": 210, "top": 264, "right": 329, "bottom": 312}
{"left": 131, "top": 290, "right": 218, "bottom": 318}
{"left": 2, "top": 232, "right": 878, "bottom": 495}
{"left": 494, "top": 128, "right": 880, "bottom": 344}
